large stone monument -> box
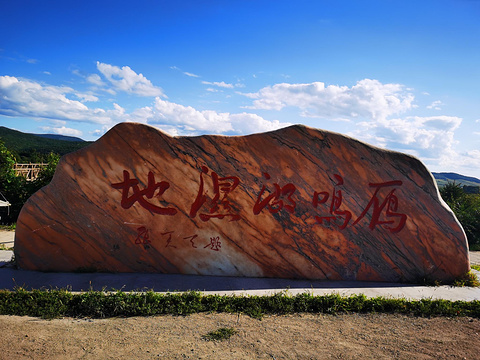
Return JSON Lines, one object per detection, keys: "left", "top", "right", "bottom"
{"left": 14, "top": 123, "right": 470, "bottom": 283}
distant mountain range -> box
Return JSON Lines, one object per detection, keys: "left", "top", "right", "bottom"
{"left": 32, "top": 133, "right": 86, "bottom": 142}
{"left": 432, "top": 172, "right": 480, "bottom": 188}
{"left": 0, "top": 126, "right": 91, "bottom": 161}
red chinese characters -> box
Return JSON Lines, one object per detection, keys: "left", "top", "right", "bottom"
{"left": 183, "top": 234, "right": 198, "bottom": 248}
{"left": 162, "top": 231, "right": 176, "bottom": 248}
{"left": 162, "top": 231, "right": 199, "bottom": 248}
{"left": 312, "top": 174, "right": 352, "bottom": 229}
{"left": 189, "top": 166, "right": 241, "bottom": 221}
{"left": 111, "top": 170, "right": 177, "bottom": 215}
{"left": 352, "top": 181, "right": 407, "bottom": 233}
{"left": 135, "top": 226, "right": 151, "bottom": 244}
{"left": 312, "top": 177, "right": 407, "bottom": 233}
{"left": 136, "top": 228, "right": 219, "bottom": 251}
{"left": 132, "top": 227, "right": 219, "bottom": 250}
{"left": 204, "top": 236, "right": 221, "bottom": 251}
{"left": 113, "top": 168, "right": 408, "bottom": 235}
{"left": 253, "top": 172, "right": 297, "bottom": 215}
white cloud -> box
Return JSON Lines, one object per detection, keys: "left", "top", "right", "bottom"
{"left": 96, "top": 62, "right": 165, "bottom": 97}
{"left": 140, "top": 98, "right": 291, "bottom": 135}
{"left": 426, "top": 100, "right": 443, "bottom": 110}
{"left": 43, "top": 71, "right": 51, "bottom": 75}
{"left": 48, "top": 120, "right": 67, "bottom": 126}
{"left": 184, "top": 72, "right": 200, "bottom": 78}
{"left": 71, "top": 69, "right": 82, "bottom": 77}
{"left": 460, "top": 150, "right": 480, "bottom": 166}
{"left": 229, "top": 113, "right": 292, "bottom": 134}
{"left": 0, "top": 76, "right": 83, "bottom": 118}
{"left": 0, "top": 75, "right": 116, "bottom": 124}
{"left": 436, "top": 149, "right": 480, "bottom": 177}
{"left": 350, "top": 115, "right": 462, "bottom": 166}
{"left": 91, "top": 125, "right": 112, "bottom": 137}
{"left": 40, "top": 126, "right": 83, "bottom": 137}
{"left": 202, "top": 81, "right": 234, "bottom": 89}
{"left": 149, "top": 124, "right": 181, "bottom": 137}
{"left": 240, "top": 78, "right": 474, "bottom": 177}
{"left": 0, "top": 76, "right": 291, "bottom": 136}
{"left": 148, "top": 98, "right": 233, "bottom": 133}
{"left": 75, "top": 92, "right": 99, "bottom": 103}
{"left": 2, "top": 72, "right": 476, "bottom": 177}
{"left": 243, "top": 79, "right": 414, "bottom": 121}
{"left": 86, "top": 73, "right": 105, "bottom": 86}
{"left": 170, "top": 66, "right": 200, "bottom": 78}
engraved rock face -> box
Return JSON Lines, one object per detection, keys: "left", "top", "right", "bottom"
{"left": 14, "top": 123, "right": 470, "bottom": 283}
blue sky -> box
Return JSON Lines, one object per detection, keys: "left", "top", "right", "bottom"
{"left": 1, "top": 0, "right": 480, "bottom": 177}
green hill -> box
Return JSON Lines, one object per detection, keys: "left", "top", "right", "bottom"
{"left": 0, "top": 126, "right": 91, "bottom": 162}
{"left": 33, "top": 133, "right": 85, "bottom": 142}
{"left": 432, "top": 172, "right": 480, "bottom": 188}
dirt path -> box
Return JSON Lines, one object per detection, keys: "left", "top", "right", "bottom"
{"left": 0, "top": 313, "right": 479, "bottom": 359}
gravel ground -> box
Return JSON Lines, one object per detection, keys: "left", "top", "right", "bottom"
{"left": 1, "top": 313, "right": 479, "bottom": 359}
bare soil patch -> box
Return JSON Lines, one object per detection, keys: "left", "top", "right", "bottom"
{"left": 0, "top": 313, "right": 479, "bottom": 359}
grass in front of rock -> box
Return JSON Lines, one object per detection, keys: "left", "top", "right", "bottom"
{"left": 202, "top": 327, "right": 238, "bottom": 341}
{"left": 0, "top": 289, "right": 479, "bottom": 320}
{"left": 417, "top": 270, "right": 480, "bottom": 287}
{"left": 452, "top": 271, "right": 480, "bottom": 287}
{"left": 0, "top": 224, "right": 15, "bottom": 231}
{"left": 0, "top": 243, "right": 13, "bottom": 251}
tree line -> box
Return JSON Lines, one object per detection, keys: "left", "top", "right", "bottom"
{"left": 439, "top": 182, "right": 480, "bottom": 250}
{"left": 0, "top": 126, "right": 88, "bottom": 163}
{"left": 0, "top": 140, "right": 59, "bottom": 224}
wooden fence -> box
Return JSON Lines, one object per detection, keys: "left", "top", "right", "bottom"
{"left": 14, "top": 163, "right": 48, "bottom": 181}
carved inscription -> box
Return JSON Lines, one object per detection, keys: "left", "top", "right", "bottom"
{"left": 312, "top": 174, "right": 352, "bottom": 230}
{"left": 190, "top": 166, "right": 241, "bottom": 221}
{"left": 133, "top": 227, "right": 222, "bottom": 252}
{"left": 111, "top": 168, "right": 408, "bottom": 242}
{"left": 111, "top": 170, "right": 177, "bottom": 215}
{"left": 254, "top": 172, "right": 297, "bottom": 215}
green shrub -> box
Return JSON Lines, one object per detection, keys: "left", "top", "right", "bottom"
{"left": 0, "top": 139, "right": 60, "bottom": 224}
{"left": 202, "top": 327, "right": 238, "bottom": 341}
{"left": 1, "top": 289, "right": 479, "bottom": 319}
{"left": 440, "top": 182, "right": 480, "bottom": 249}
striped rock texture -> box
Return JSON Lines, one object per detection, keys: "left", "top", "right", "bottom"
{"left": 15, "top": 123, "right": 470, "bottom": 283}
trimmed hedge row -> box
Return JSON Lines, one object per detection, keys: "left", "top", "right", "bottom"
{"left": 0, "top": 289, "right": 479, "bottom": 319}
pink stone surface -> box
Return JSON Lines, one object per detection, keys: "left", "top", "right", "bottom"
{"left": 14, "top": 123, "right": 470, "bottom": 283}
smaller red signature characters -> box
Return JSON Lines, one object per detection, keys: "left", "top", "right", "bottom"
{"left": 204, "top": 236, "right": 221, "bottom": 251}
{"left": 183, "top": 234, "right": 199, "bottom": 248}
{"left": 189, "top": 166, "right": 241, "bottom": 221}
{"left": 253, "top": 172, "right": 297, "bottom": 215}
{"left": 111, "top": 170, "right": 177, "bottom": 215}
{"left": 352, "top": 180, "right": 407, "bottom": 233}
{"left": 312, "top": 174, "right": 352, "bottom": 229}
{"left": 162, "top": 231, "right": 176, "bottom": 248}
{"left": 135, "top": 226, "right": 151, "bottom": 245}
